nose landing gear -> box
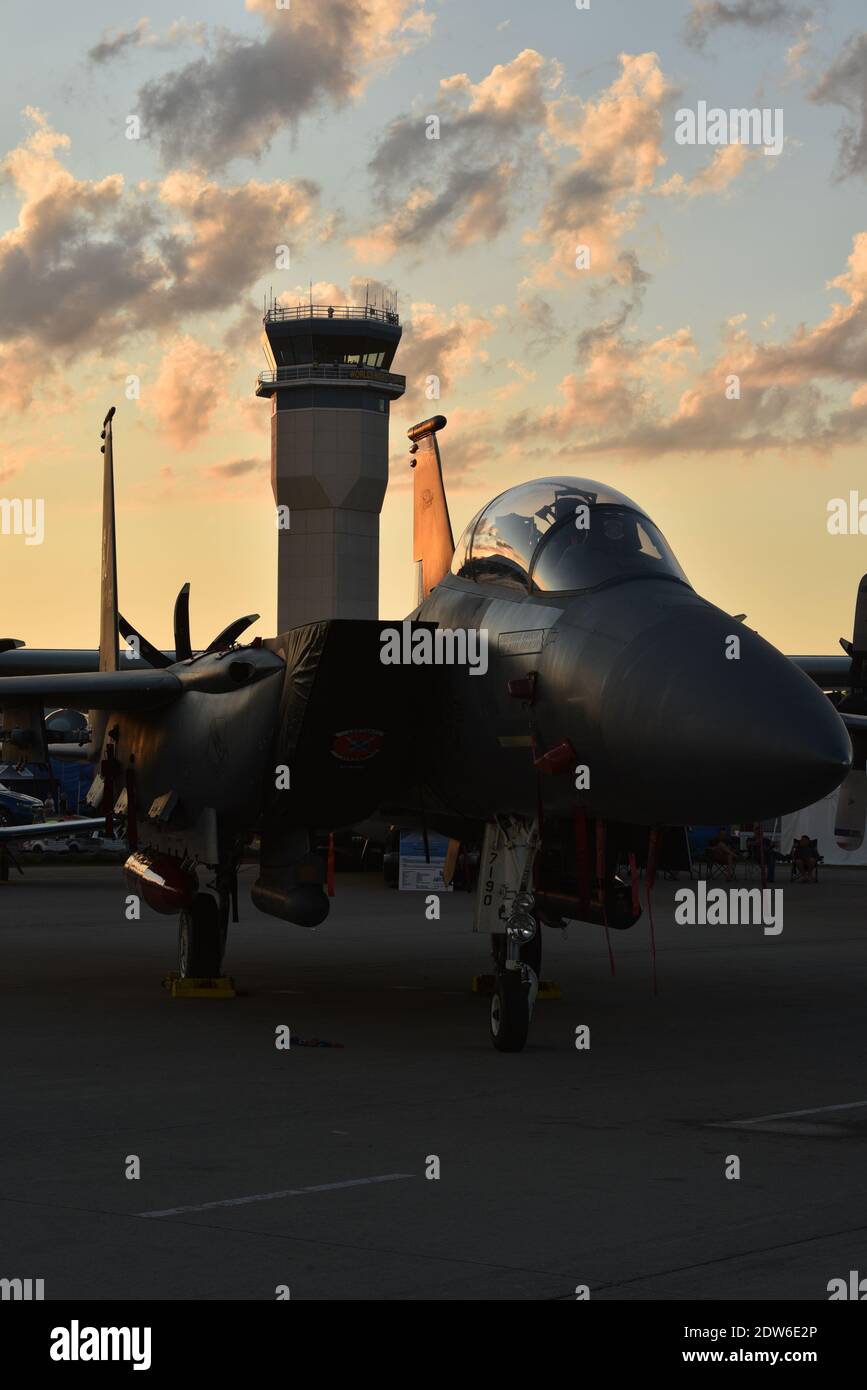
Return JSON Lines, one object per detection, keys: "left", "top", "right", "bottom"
{"left": 490, "top": 967, "right": 533, "bottom": 1051}
{"left": 475, "top": 819, "right": 542, "bottom": 1052}
{"left": 489, "top": 894, "right": 541, "bottom": 1053}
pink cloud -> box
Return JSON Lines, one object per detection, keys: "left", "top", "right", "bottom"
{"left": 150, "top": 336, "right": 233, "bottom": 448}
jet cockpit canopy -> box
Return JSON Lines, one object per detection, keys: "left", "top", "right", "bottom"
{"left": 450, "top": 477, "right": 689, "bottom": 594}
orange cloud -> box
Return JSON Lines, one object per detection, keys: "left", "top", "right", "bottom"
{"left": 508, "top": 232, "right": 867, "bottom": 459}
{"left": 0, "top": 109, "right": 321, "bottom": 387}
{"left": 392, "top": 302, "right": 496, "bottom": 417}
{"left": 657, "top": 143, "right": 759, "bottom": 199}
{"left": 150, "top": 336, "right": 233, "bottom": 448}
{"left": 351, "top": 48, "right": 561, "bottom": 262}
{"left": 525, "top": 53, "right": 678, "bottom": 284}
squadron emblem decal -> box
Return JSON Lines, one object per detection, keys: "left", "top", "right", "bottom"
{"left": 330, "top": 729, "right": 385, "bottom": 763}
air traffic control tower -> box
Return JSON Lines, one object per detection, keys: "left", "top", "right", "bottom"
{"left": 256, "top": 300, "right": 405, "bottom": 631}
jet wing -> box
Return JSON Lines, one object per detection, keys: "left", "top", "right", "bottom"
{"left": 789, "top": 655, "right": 854, "bottom": 689}
{"left": 840, "top": 712, "right": 867, "bottom": 733}
{"left": 0, "top": 670, "right": 182, "bottom": 711}
{"left": 0, "top": 817, "right": 106, "bottom": 843}
{"left": 791, "top": 575, "right": 867, "bottom": 690}
{"left": 0, "top": 648, "right": 177, "bottom": 676}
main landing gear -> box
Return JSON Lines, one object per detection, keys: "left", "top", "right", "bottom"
{"left": 177, "top": 884, "right": 231, "bottom": 979}
{"left": 489, "top": 892, "right": 541, "bottom": 1053}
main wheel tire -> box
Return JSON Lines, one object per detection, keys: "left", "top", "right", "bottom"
{"left": 178, "top": 893, "right": 224, "bottom": 979}
{"left": 490, "top": 971, "right": 530, "bottom": 1052}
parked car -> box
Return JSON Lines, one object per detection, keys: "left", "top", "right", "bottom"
{"left": 0, "top": 782, "right": 45, "bottom": 828}
{"left": 22, "top": 836, "right": 81, "bottom": 854}
{"left": 84, "top": 831, "right": 128, "bottom": 853}
{"left": 21, "top": 829, "right": 125, "bottom": 855}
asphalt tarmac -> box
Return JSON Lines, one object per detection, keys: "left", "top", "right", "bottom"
{"left": 1, "top": 864, "right": 865, "bottom": 1301}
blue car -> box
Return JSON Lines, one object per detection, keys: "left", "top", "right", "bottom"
{"left": 0, "top": 782, "right": 45, "bottom": 827}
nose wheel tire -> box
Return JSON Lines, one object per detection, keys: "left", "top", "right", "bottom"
{"left": 490, "top": 971, "right": 531, "bottom": 1052}
{"left": 178, "top": 892, "right": 226, "bottom": 979}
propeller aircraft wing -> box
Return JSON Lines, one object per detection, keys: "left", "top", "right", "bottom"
{"left": 0, "top": 817, "right": 106, "bottom": 844}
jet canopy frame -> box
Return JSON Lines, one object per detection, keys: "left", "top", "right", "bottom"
{"left": 451, "top": 476, "right": 690, "bottom": 595}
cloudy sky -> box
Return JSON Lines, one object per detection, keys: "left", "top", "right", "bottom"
{"left": 2, "top": 0, "right": 867, "bottom": 652}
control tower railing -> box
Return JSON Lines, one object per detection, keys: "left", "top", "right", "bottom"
{"left": 257, "top": 364, "right": 405, "bottom": 388}
{"left": 264, "top": 304, "right": 400, "bottom": 325}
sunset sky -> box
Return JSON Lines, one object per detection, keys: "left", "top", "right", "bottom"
{"left": 2, "top": 0, "right": 867, "bottom": 654}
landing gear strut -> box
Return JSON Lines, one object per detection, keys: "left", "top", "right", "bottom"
{"left": 178, "top": 891, "right": 229, "bottom": 979}
{"left": 489, "top": 898, "right": 541, "bottom": 1053}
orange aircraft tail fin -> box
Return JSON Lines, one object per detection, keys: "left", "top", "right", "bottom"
{"left": 408, "top": 415, "right": 454, "bottom": 603}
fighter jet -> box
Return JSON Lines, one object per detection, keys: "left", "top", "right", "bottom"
{"left": 0, "top": 409, "right": 856, "bottom": 1052}
{"left": 402, "top": 415, "right": 861, "bottom": 1045}
{"left": 408, "top": 417, "right": 851, "bottom": 823}
{"left": 0, "top": 410, "right": 436, "bottom": 978}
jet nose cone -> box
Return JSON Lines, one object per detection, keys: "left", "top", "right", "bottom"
{"left": 601, "top": 606, "right": 851, "bottom": 824}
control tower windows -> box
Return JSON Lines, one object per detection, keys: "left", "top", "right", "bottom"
{"left": 340, "top": 351, "right": 386, "bottom": 367}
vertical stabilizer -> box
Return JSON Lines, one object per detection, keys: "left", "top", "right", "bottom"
{"left": 98, "top": 407, "right": 118, "bottom": 673}
{"left": 839, "top": 574, "right": 867, "bottom": 687}
{"left": 409, "top": 415, "right": 454, "bottom": 600}
{"left": 851, "top": 574, "right": 867, "bottom": 679}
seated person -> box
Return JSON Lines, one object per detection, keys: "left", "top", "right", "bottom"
{"left": 746, "top": 830, "right": 777, "bottom": 882}
{"left": 708, "top": 828, "right": 737, "bottom": 880}
{"left": 793, "top": 834, "right": 817, "bottom": 883}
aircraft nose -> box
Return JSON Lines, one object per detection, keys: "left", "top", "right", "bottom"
{"left": 599, "top": 605, "right": 851, "bottom": 824}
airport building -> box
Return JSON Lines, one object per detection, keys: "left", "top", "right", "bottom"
{"left": 256, "top": 300, "right": 406, "bottom": 631}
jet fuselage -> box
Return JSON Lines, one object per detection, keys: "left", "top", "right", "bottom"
{"left": 416, "top": 571, "right": 851, "bottom": 828}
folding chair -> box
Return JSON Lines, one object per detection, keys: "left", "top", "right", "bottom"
{"left": 790, "top": 838, "right": 821, "bottom": 881}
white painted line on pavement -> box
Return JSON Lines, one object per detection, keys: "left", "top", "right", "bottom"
{"left": 138, "top": 1173, "right": 414, "bottom": 1218}
{"left": 709, "top": 1099, "right": 867, "bottom": 1127}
